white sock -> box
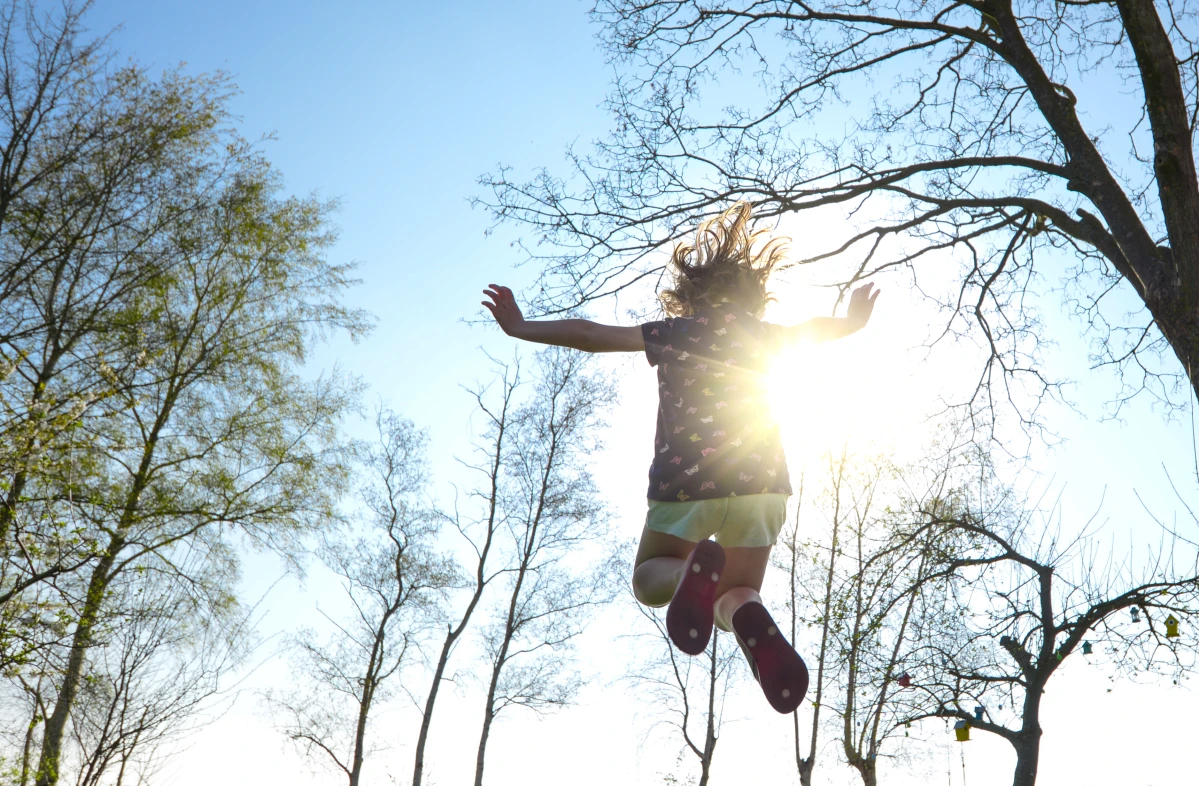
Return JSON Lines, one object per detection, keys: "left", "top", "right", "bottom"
{"left": 714, "top": 588, "right": 762, "bottom": 632}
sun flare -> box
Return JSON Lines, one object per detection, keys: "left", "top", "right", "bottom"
{"left": 764, "top": 314, "right": 929, "bottom": 470}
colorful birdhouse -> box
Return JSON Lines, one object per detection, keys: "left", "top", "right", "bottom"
{"left": 897, "top": 673, "right": 912, "bottom": 688}
{"left": 954, "top": 720, "right": 970, "bottom": 742}
{"left": 1166, "top": 615, "right": 1180, "bottom": 638}
{"left": 1082, "top": 641, "right": 1093, "bottom": 655}
{"left": 1131, "top": 607, "right": 1140, "bottom": 623}
{"left": 973, "top": 706, "right": 984, "bottom": 721}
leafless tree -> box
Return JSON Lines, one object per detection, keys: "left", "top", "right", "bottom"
{"left": 779, "top": 448, "right": 944, "bottom": 786}
{"left": 264, "top": 410, "right": 453, "bottom": 786}
{"left": 882, "top": 445, "right": 1199, "bottom": 786}
{"left": 472, "top": 347, "right": 615, "bottom": 786}
{"left": 775, "top": 468, "right": 833, "bottom": 786}
{"left": 627, "top": 599, "right": 740, "bottom": 786}
{"left": 481, "top": 0, "right": 1199, "bottom": 431}
{"left": 409, "top": 362, "right": 517, "bottom": 786}
{"left": 831, "top": 459, "right": 940, "bottom": 786}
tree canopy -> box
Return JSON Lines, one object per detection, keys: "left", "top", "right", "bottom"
{"left": 482, "top": 0, "right": 1199, "bottom": 427}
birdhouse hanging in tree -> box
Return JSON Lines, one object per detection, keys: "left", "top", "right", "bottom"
{"left": 898, "top": 673, "right": 912, "bottom": 688}
{"left": 973, "top": 706, "right": 984, "bottom": 721}
{"left": 1166, "top": 615, "right": 1180, "bottom": 638}
{"left": 1131, "top": 607, "right": 1140, "bottom": 623}
{"left": 954, "top": 720, "right": 970, "bottom": 742}
{"left": 1082, "top": 641, "right": 1093, "bottom": 655}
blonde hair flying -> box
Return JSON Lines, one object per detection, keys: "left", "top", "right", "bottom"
{"left": 659, "top": 202, "right": 787, "bottom": 318}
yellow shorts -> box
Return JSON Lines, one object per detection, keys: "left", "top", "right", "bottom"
{"left": 645, "top": 493, "right": 788, "bottom": 548}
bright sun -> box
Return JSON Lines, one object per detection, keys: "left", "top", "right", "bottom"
{"left": 763, "top": 300, "right": 932, "bottom": 470}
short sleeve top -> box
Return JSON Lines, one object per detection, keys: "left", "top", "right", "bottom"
{"left": 640, "top": 303, "right": 792, "bottom": 502}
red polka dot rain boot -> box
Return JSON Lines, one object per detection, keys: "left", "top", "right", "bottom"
{"left": 732, "top": 601, "right": 809, "bottom": 713}
{"left": 665, "top": 539, "right": 726, "bottom": 655}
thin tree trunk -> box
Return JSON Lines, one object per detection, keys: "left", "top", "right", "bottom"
{"left": 411, "top": 631, "right": 455, "bottom": 786}
{"left": 804, "top": 459, "right": 846, "bottom": 786}
{"left": 348, "top": 663, "right": 378, "bottom": 786}
{"left": 19, "top": 686, "right": 40, "bottom": 786}
{"left": 412, "top": 387, "right": 510, "bottom": 786}
{"left": 470, "top": 651, "right": 503, "bottom": 786}
{"left": 474, "top": 386, "right": 560, "bottom": 786}
{"left": 697, "top": 631, "right": 718, "bottom": 786}
{"left": 34, "top": 537, "right": 120, "bottom": 786}
{"left": 473, "top": 558, "right": 528, "bottom": 786}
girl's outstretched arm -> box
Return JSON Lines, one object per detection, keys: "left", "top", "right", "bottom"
{"left": 482, "top": 284, "right": 645, "bottom": 353}
{"left": 784, "top": 283, "right": 880, "bottom": 343}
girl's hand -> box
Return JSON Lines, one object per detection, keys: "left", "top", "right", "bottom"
{"left": 846, "top": 282, "right": 880, "bottom": 328}
{"left": 482, "top": 284, "right": 526, "bottom": 336}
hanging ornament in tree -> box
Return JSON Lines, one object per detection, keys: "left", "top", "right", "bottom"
{"left": 1082, "top": 641, "right": 1093, "bottom": 655}
{"left": 905, "top": 721, "right": 911, "bottom": 737}
{"left": 1166, "top": 615, "right": 1180, "bottom": 638}
{"left": 954, "top": 720, "right": 970, "bottom": 742}
{"left": 973, "top": 706, "right": 984, "bottom": 721}
{"left": 1131, "top": 607, "right": 1140, "bottom": 623}
{"left": 898, "top": 673, "right": 912, "bottom": 688}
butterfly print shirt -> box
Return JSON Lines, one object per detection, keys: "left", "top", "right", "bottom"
{"left": 640, "top": 304, "right": 792, "bottom": 502}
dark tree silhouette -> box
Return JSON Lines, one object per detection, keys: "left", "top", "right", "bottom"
{"left": 886, "top": 448, "right": 1199, "bottom": 786}
{"left": 481, "top": 0, "right": 1199, "bottom": 427}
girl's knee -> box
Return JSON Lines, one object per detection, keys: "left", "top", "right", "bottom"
{"left": 631, "top": 563, "right": 673, "bottom": 607}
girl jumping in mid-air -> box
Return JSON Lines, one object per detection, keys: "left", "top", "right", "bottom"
{"left": 482, "top": 203, "right": 878, "bottom": 714}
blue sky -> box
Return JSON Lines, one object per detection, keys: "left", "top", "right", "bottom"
{"left": 86, "top": 0, "right": 611, "bottom": 455}
{"left": 80, "top": 3, "right": 1199, "bottom": 785}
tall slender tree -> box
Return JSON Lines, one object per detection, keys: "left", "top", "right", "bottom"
{"left": 410, "top": 364, "right": 518, "bottom": 786}
{"left": 473, "top": 347, "right": 614, "bottom": 786}
{"left": 265, "top": 410, "right": 453, "bottom": 786}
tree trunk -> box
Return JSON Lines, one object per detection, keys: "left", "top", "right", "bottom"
{"left": 348, "top": 673, "right": 373, "bottom": 786}
{"left": 697, "top": 634, "right": 718, "bottom": 786}
{"left": 20, "top": 690, "right": 39, "bottom": 786}
{"left": 1011, "top": 733, "right": 1042, "bottom": 786}
{"left": 473, "top": 562, "right": 527, "bottom": 786}
{"left": 798, "top": 757, "right": 814, "bottom": 786}
{"left": 348, "top": 607, "right": 392, "bottom": 786}
{"left": 413, "top": 380, "right": 509, "bottom": 786}
{"left": 34, "top": 536, "right": 120, "bottom": 786}
{"left": 34, "top": 406, "right": 164, "bottom": 786}
{"left": 411, "top": 631, "right": 454, "bottom": 786}
{"left": 1010, "top": 677, "right": 1045, "bottom": 786}
{"left": 473, "top": 671, "right": 501, "bottom": 786}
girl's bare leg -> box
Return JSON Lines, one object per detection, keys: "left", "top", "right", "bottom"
{"left": 632, "top": 525, "right": 774, "bottom": 618}
{"left": 712, "top": 546, "right": 772, "bottom": 631}
{"left": 632, "top": 525, "right": 693, "bottom": 607}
